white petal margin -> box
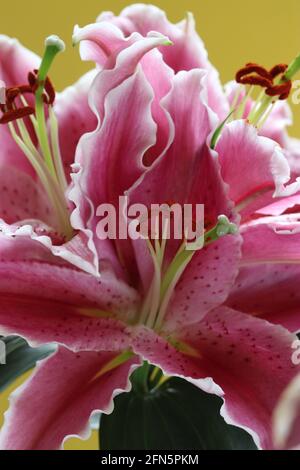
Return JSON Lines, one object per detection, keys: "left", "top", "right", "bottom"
{"left": 271, "top": 146, "right": 300, "bottom": 197}
{"left": 0, "top": 217, "right": 99, "bottom": 277}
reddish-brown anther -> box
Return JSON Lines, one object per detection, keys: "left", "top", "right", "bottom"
{"left": 266, "top": 81, "right": 292, "bottom": 100}
{"left": 269, "top": 64, "right": 288, "bottom": 79}
{"left": 236, "top": 61, "right": 293, "bottom": 101}
{"left": 43, "top": 77, "right": 56, "bottom": 105}
{"left": 236, "top": 63, "right": 273, "bottom": 83}
{"left": 30, "top": 70, "right": 56, "bottom": 105}
{"left": 0, "top": 106, "right": 35, "bottom": 124}
{"left": 238, "top": 76, "right": 273, "bottom": 87}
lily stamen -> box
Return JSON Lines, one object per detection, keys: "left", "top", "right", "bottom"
{"left": 141, "top": 214, "right": 237, "bottom": 331}
{"left": 232, "top": 55, "right": 300, "bottom": 127}
{"left": 0, "top": 35, "right": 73, "bottom": 240}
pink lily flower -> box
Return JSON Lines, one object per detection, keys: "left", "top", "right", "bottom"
{"left": 0, "top": 5, "right": 299, "bottom": 451}
{"left": 94, "top": 4, "right": 300, "bottom": 330}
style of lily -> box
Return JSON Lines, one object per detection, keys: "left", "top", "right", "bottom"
{"left": 0, "top": 4, "right": 300, "bottom": 451}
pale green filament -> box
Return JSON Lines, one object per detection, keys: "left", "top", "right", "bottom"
{"left": 7, "top": 36, "right": 73, "bottom": 239}
{"left": 236, "top": 85, "right": 254, "bottom": 120}
{"left": 141, "top": 215, "right": 237, "bottom": 331}
{"left": 49, "top": 106, "right": 68, "bottom": 192}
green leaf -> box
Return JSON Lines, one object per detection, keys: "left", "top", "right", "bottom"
{"left": 0, "top": 336, "right": 56, "bottom": 393}
{"left": 100, "top": 363, "right": 257, "bottom": 450}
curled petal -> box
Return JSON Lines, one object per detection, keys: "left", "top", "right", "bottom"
{"left": 0, "top": 347, "right": 140, "bottom": 450}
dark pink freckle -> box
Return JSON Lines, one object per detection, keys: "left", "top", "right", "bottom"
{"left": 244, "top": 357, "right": 251, "bottom": 363}
{"left": 277, "top": 365, "right": 283, "bottom": 370}
{"left": 227, "top": 350, "right": 233, "bottom": 355}
{"left": 215, "top": 256, "right": 220, "bottom": 261}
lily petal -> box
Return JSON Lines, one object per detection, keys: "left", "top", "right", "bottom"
{"left": 216, "top": 120, "right": 300, "bottom": 217}
{"left": 53, "top": 71, "right": 98, "bottom": 183}
{"left": 0, "top": 166, "right": 56, "bottom": 226}
{"left": 0, "top": 237, "right": 140, "bottom": 350}
{"left": 99, "top": 4, "right": 229, "bottom": 119}
{"left": 273, "top": 372, "right": 300, "bottom": 449}
{"left": 0, "top": 36, "right": 40, "bottom": 175}
{"left": 132, "top": 307, "right": 300, "bottom": 449}
{"left": 73, "top": 35, "right": 169, "bottom": 279}
{"left": 128, "top": 69, "right": 241, "bottom": 324}
{"left": 0, "top": 346, "right": 140, "bottom": 450}
{"left": 226, "top": 217, "right": 300, "bottom": 332}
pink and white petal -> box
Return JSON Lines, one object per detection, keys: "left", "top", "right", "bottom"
{"left": 73, "top": 22, "right": 130, "bottom": 66}
{"left": 0, "top": 36, "right": 40, "bottom": 174}
{"left": 0, "top": 347, "right": 140, "bottom": 450}
{"left": 0, "top": 35, "right": 40, "bottom": 87}
{"left": 257, "top": 194, "right": 300, "bottom": 216}
{"left": 0, "top": 218, "right": 100, "bottom": 277}
{"left": 227, "top": 218, "right": 300, "bottom": 331}
{"left": 240, "top": 216, "right": 300, "bottom": 266}
{"left": 74, "top": 22, "right": 175, "bottom": 167}
{"left": 53, "top": 71, "right": 98, "bottom": 182}
{"left": 110, "top": 4, "right": 229, "bottom": 119}
{"left": 0, "top": 297, "right": 132, "bottom": 353}
{"left": 132, "top": 307, "right": 300, "bottom": 449}
{"left": 284, "top": 137, "right": 300, "bottom": 176}
{"left": 216, "top": 120, "right": 300, "bottom": 214}
{"left": 260, "top": 101, "right": 292, "bottom": 147}
{"left": 273, "top": 372, "right": 300, "bottom": 449}
{"left": 72, "top": 50, "right": 163, "bottom": 278}
{"left": 128, "top": 69, "right": 241, "bottom": 318}
{"left": 165, "top": 233, "right": 242, "bottom": 330}
{"left": 0, "top": 236, "right": 140, "bottom": 350}
{"left": 226, "top": 263, "right": 300, "bottom": 333}
{"left": 0, "top": 166, "right": 56, "bottom": 226}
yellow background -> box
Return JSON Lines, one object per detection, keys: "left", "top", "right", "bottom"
{"left": 0, "top": 0, "right": 300, "bottom": 450}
